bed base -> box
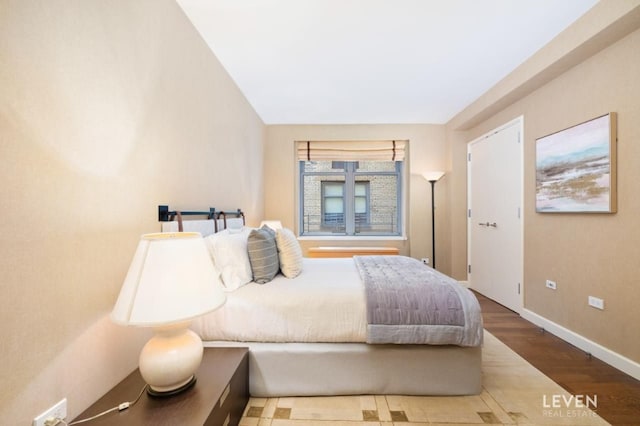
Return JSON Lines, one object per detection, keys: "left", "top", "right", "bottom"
{"left": 204, "top": 342, "right": 481, "bottom": 396}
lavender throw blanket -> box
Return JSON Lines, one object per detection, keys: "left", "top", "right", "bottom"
{"left": 354, "top": 256, "right": 483, "bottom": 346}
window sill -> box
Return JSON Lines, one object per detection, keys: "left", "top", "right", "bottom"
{"left": 297, "top": 235, "right": 406, "bottom": 241}
{"left": 308, "top": 246, "right": 400, "bottom": 258}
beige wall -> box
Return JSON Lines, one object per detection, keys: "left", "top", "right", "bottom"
{"left": 264, "top": 124, "right": 450, "bottom": 272}
{"left": 446, "top": 6, "right": 640, "bottom": 363}
{"left": 0, "top": 1, "right": 265, "bottom": 424}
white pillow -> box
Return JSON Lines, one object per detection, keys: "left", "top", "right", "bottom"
{"left": 275, "top": 228, "right": 303, "bottom": 278}
{"left": 205, "top": 228, "right": 252, "bottom": 291}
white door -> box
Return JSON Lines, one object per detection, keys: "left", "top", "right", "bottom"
{"left": 468, "top": 118, "right": 523, "bottom": 312}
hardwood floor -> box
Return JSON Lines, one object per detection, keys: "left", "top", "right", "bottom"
{"left": 476, "top": 291, "right": 640, "bottom": 426}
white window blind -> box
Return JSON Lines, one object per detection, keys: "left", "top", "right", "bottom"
{"left": 297, "top": 140, "right": 406, "bottom": 162}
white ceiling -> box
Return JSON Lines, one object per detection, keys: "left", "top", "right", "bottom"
{"left": 177, "top": 0, "right": 599, "bottom": 125}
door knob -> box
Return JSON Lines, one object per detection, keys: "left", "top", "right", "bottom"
{"left": 478, "top": 222, "right": 497, "bottom": 227}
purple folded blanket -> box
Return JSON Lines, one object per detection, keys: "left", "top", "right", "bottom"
{"left": 353, "top": 255, "right": 483, "bottom": 346}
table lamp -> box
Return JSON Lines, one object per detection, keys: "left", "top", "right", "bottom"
{"left": 259, "top": 220, "right": 283, "bottom": 231}
{"left": 111, "top": 232, "right": 226, "bottom": 397}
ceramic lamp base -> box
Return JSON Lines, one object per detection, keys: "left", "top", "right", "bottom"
{"left": 139, "top": 321, "right": 203, "bottom": 396}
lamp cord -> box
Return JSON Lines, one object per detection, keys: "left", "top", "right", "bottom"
{"left": 58, "top": 384, "right": 148, "bottom": 425}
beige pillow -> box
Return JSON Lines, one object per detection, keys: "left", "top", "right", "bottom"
{"left": 275, "top": 228, "right": 303, "bottom": 278}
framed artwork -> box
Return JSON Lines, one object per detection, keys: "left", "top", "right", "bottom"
{"left": 536, "top": 112, "right": 617, "bottom": 213}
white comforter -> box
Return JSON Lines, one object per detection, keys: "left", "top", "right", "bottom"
{"left": 192, "top": 257, "right": 368, "bottom": 342}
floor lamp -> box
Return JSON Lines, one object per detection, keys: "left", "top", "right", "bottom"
{"left": 422, "top": 172, "right": 445, "bottom": 268}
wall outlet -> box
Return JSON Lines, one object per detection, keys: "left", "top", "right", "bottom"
{"left": 588, "top": 296, "right": 605, "bottom": 310}
{"left": 421, "top": 258, "right": 429, "bottom": 265}
{"left": 545, "top": 279, "right": 557, "bottom": 290}
{"left": 33, "top": 398, "right": 67, "bottom": 426}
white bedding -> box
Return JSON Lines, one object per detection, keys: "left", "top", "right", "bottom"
{"left": 192, "top": 257, "right": 368, "bottom": 342}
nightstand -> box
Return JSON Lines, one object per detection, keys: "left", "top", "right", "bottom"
{"left": 73, "top": 347, "right": 249, "bottom": 426}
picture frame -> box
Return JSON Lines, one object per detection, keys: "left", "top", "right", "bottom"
{"left": 535, "top": 112, "right": 617, "bottom": 213}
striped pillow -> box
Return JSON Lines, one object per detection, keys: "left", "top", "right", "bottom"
{"left": 247, "top": 226, "right": 279, "bottom": 284}
{"left": 276, "top": 228, "right": 303, "bottom": 278}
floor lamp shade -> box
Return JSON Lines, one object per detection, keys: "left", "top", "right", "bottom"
{"left": 422, "top": 171, "right": 445, "bottom": 183}
{"left": 111, "top": 232, "right": 226, "bottom": 396}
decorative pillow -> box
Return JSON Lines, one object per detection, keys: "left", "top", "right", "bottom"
{"left": 247, "top": 226, "right": 279, "bottom": 284}
{"left": 204, "top": 228, "right": 252, "bottom": 292}
{"left": 275, "top": 228, "right": 303, "bottom": 278}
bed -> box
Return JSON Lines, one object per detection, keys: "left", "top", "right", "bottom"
{"left": 160, "top": 215, "right": 483, "bottom": 397}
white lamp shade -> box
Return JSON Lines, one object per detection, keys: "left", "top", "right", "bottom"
{"left": 111, "top": 232, "right": 226, "bottom": 326}
{"left": 259, "top": 220, "right": 283, "bottom": 230}
{"left": 422, "top": 171, "right": 445, "bottom": 182}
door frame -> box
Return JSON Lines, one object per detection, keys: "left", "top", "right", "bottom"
{"left": 467, "top": 116, "right": 524, "bottom": 312}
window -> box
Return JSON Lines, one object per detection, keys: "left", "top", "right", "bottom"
{"left": 322, "top": 181, "right": 345, "bottom": 229}
{"left": 321, "top": 181, "right": 370, "bottom": 231}
{"left": 354, "top": 181, "right": 370, "bottom": 226}
{"left": 300, "top": 158, "right": 403, "bottom": 236}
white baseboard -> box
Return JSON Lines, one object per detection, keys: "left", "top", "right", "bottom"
{"left": 458, "top": 280, "right": 469, "bottom": 288}
{"left": 521, "top": 308, "right": 640, "bottom": 381}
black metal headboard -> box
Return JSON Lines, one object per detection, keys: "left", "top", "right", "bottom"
{"left": 158, "top": 205, "right": 245, "bottom": 232}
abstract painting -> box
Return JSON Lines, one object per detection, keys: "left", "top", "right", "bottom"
{"left": 536, "top": 113, "right": 617, "bottom": 213}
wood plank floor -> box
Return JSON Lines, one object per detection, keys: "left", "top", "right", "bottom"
{"left": 476, "top": 291, "right": 640, "bottom": 426}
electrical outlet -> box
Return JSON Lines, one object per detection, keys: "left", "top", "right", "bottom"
{"left": 588, "top": 296, "right": 604, "bottom": 310}
{"left": 33, "top": 398, "right": 67, "bottom": 426}
{"left": 421, "top": 258, "right": 429, "bottom": 265}
{"left": 545, "top": 280, "right": 557, "bottom": 290}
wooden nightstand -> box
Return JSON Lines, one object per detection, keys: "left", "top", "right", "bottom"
{"left": 73, "top": 347, "right": 249, "bottom": 426}
{"left": 308, "top": 246, "right": 400, "bottom": 258}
